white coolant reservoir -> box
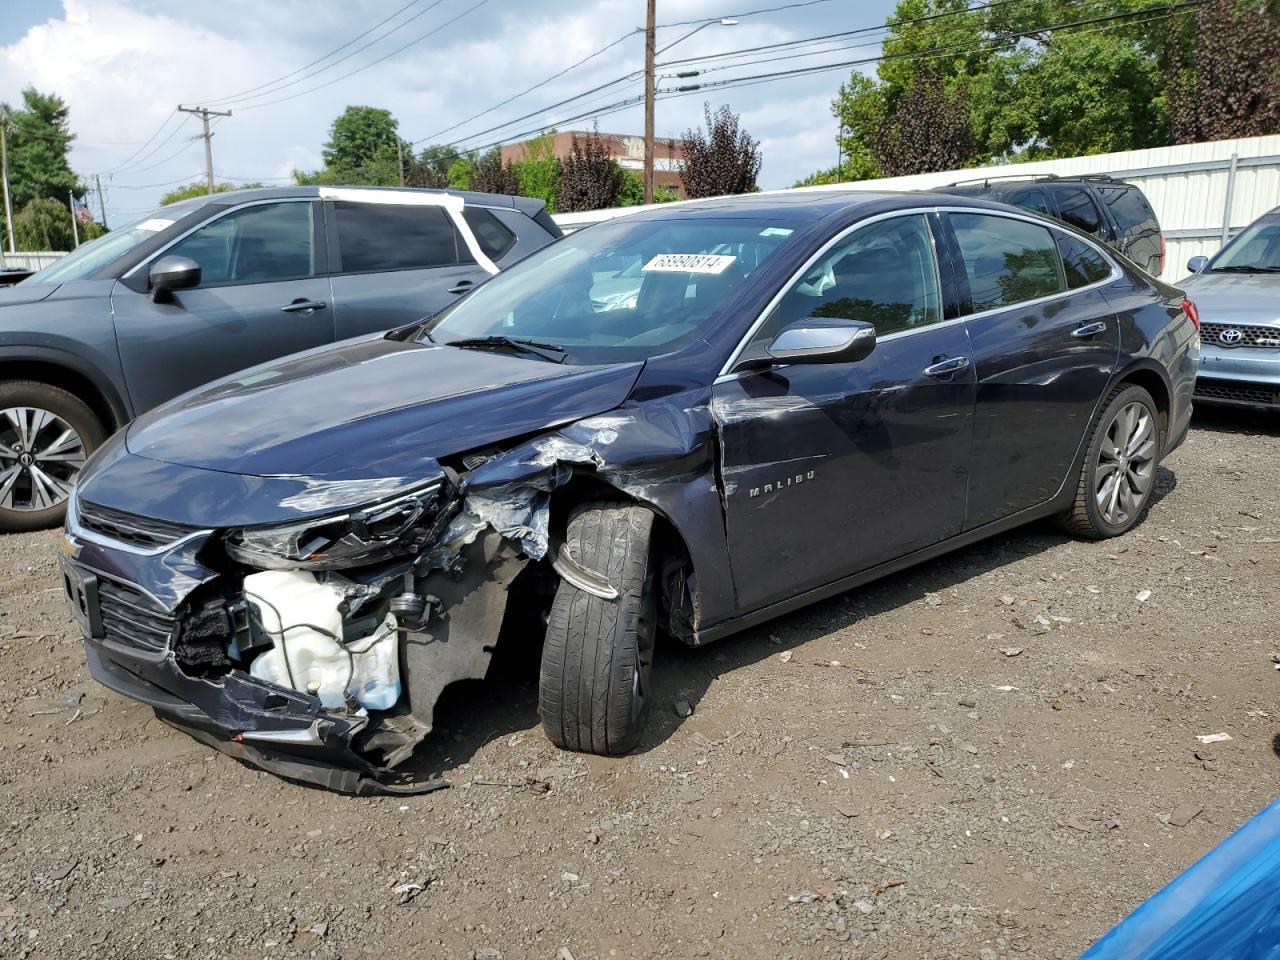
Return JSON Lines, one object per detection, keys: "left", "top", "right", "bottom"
{"left": 243, "top": 570, "right": 402, "bottom": 711}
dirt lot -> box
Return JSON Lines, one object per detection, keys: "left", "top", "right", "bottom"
{"left": 1, "top": 407, "right": 1278, "bottom": 960}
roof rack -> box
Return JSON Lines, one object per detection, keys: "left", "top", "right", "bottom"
{"left": 948, "top": 171, "right": 1120, "bottom": 187}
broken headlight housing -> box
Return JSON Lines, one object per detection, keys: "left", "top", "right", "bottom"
{"left": 225, "top": 481, "right": 445, "bottom": 571}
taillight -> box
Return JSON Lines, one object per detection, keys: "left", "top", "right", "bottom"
{"left": 1159, "top": 234, "right": 1166, "bottom": 275}
{"left": 1182, "top": 297, "right": 1200, "bottom": 331}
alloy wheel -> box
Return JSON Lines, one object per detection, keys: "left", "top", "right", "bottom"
{"left": 1094, "top": 400, "right": 1155, "bottom": 527}
{"left": 0, "top": 406, "right": 87, "bottom": 512}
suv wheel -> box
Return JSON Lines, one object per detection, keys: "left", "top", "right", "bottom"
{"left": 1060, "top": 384, "right": 1161, "bottom": 539}
{"left": 539, "top": 501, "right": 657, "bottom": 756}
{"left": 0, "top": 381, "right": 106, "bottom": 532}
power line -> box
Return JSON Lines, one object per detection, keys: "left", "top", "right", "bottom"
{"left": 657, "top": 0, "right": 838, "bottom": 28}
{"left": 232, "top": 0, "right": 489, "bottom": 112}
{"left": 660, "top": 1, "right": 1203, "bottom": 95}
{"left": 202, "top": 0, "right": 433, "bottom": 105}
{"left": 97, "top": 110, "right": 183, "bottom": 176}
{"left": 418, "top": 28, "right": 642, "bottom": 145}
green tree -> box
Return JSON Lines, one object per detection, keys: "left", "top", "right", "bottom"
{"left": 295, "top": 105, "right": 401, "bottom": 186}
{"left": 446, "top": 154, "right": 477, "bottom": 189}
{"left": 160, "top": 181, "right": 264, "bottom": 205}
{"left": 512, "top": 132, "right": 561, "bottom": 212}
{"left": 820, "top": 0, "right": 1180, "bottom": 183}
{"left": 14, "top": 196, "right": 75, "bottom": 251}
{"left": 2, "top": 88, "right": 82, "bottom": 211}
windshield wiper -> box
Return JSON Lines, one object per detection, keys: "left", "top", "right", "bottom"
{"left": 445, "top": 335, "right": 568, "bottom": 363}
{"left": 1213, "top": 265, "right": 1280, "bottom": 273}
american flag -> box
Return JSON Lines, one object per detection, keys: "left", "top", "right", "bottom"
{"left": 72, "top": 196, "right": 94, "bottom": 224}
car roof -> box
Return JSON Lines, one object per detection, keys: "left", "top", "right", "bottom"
{"left": 170, "top": 184, "right": 546, "bottom": 214}
{"left": 617, "top": 189, "right": 1016, "bottom": 223}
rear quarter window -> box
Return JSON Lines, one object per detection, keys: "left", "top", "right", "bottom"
{"left": 462, "top": 207, "right": 516, "bottom": 260}
{"left": 1096, "top": 185, "right": 1158, "bottom": 233}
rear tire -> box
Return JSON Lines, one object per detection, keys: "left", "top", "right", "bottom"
{"left": 0, "top": 381, "right": 106, "bottom": 533}
{"left": 539, "top": 501, "right": 656, "bottom": 756}
{"left": 1059, "top": 384, "right": 1161, "bottom": 540}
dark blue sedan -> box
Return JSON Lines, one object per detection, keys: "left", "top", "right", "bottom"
{"left": 61, "top": 191, "right": 1200, "bottom": 793}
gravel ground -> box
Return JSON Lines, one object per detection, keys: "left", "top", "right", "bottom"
{"left": 1, "top": 406, "right": 1278, "bottom": 960}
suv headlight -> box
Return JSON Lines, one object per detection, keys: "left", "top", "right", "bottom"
{"left": 225, "top": 481, "right": 445, "bottom": 571}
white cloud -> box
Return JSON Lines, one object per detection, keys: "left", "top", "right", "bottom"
{"left": 0, "top": 0, "right": 895, "bottom": 221}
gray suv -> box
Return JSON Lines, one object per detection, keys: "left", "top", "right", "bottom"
{"left": 0, "top": 185, "right": 560, "bottom": 531}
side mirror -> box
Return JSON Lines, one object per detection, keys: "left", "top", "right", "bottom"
{"left": 1186, "top": 255, "right": 1209, "bottom": 274}
{"left": 765, "top": 318, "right": 877, "bottom": 366}
{"left": 149, "top": 256, "right": 201, "bottom": 303}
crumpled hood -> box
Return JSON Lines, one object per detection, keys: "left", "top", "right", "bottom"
{"left": 1181, "top": 272, "right": 1280, "bottom": 327}
{"left": 125, "top": 336, "right": 643, "bottom": 481}
{"left": 0, "top": 281, "right": 57, "bottom": 307}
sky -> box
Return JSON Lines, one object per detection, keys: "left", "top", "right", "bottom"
{"left": 0, "top": 0, "right": 899, "bottom": 226}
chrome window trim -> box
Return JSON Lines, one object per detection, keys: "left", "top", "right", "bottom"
{"left": 716, "top": 204, "right": 1122, "bottom": 381}
{"left": 122, "top": 196, "right": 318, "bottom": 281}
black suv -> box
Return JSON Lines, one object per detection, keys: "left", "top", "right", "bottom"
{"left": 943, "top": 175, "right": 1164, "bottom": 276}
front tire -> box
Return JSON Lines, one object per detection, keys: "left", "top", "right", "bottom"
{"left": 0, "top": 381, "right": 106, "bottom": 533}
{"left": 1060, "top": 384, "right": 1161, "bottom": 539}
{"left": 539, "top": 501, "right": 656, "bottom": 756}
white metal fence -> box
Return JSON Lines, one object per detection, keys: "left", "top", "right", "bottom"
{"left": 554, "top": 134, "right": 1280, "bottom": 280}
{"left": 0, "top": 251, "right": 66, "bottom": 272}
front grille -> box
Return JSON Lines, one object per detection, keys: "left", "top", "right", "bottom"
{"left": 78, "top": 500, "right": 194, "bottom": 550}
{"left": 1201, "top": 322, "right": 1280, "bottom": 349}
{"left": 97, "top": 576, "right": 177, "bottom": 656}
{"left": 1195, "top": 380, "right": 1280, "bottom": 406}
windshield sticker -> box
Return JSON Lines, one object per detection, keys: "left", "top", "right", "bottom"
{"left": 137, "top": 218, "right": 175, "bottom": 233}
{"left": 759, "top": 227, "right": 793, "bottom": 237}
{"left": 642, "top": 253, "right": 737, "bottom": 275}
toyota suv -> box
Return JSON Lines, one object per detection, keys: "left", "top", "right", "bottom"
{"left": 0, "top": 186, "right": 560, "bottom": 531}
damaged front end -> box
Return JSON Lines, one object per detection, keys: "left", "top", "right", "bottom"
{"left": 63, "top": 406, "right": 710, "bottom": 795}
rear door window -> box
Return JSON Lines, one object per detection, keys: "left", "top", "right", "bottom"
{"left": 1053, "top": 188, "right": 1104, "bottom": 236}
{"left": 332, "top": 202, "right": 471, "bottom": 273}
{"left": 462, "top": 207, "right": 516, "bottom": 260}
{"left": 950, "top": 213, "right": 1066, "bottom": 311}
{"left": 166, "top": 200, "right": 316, "bottom": 286}
{"left": 1010, "top": 189, "right": 1053, "bottom": 216}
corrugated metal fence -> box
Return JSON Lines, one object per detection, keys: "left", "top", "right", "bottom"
{"left": 0, "top": 251, "right": 65, "bottom": 272}
{"left": 555, "top": 134, "right": 1280, "bottom": 280}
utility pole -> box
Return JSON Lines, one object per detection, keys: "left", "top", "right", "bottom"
{"left": 68, "top": 191, "right": 79, "bottom": 248}
{"left": 94, "top": 174, "right": 108, "bottom": 230}
{"left": 0, "top": 113, "right": 15, "bottom": 255}
{"left": 397, "top": 138, "right": 405, "bottom": 187}
{"left": 643, "top": 0, "right": 656, "bottom": 205}
{"left": 177, "top": 105, "right": 232, "bottom": 194}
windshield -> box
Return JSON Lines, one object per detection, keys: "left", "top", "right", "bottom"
{"left": 1212, "top": 217, "right": 1280, "bottom": 272}
{"left": 23, "top": 200, "right": 204, "bottom": 284}
{"left": 425, "top": 216, "right": 803, "bottom": 363}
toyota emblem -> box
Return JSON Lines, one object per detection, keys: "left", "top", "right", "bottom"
{"left": 1219, "top": 327, "right": 1244, "bottom": 345}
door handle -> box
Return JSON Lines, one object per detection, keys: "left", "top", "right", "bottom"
{"left": 1072, "top": 321, "right": 1108, "bottom": 338}
{"left": 447, "top": 280, "right": 475, "bottom": 295}
{"left": 923, "top": 356, "right": 970, "bottom": 378}
{"left": 280, "top": 299, "right": 327, "bottom": 313}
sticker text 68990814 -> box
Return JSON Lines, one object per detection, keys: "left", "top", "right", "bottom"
{"left": 641, "top": 253, "right": 737, "bottom": 275}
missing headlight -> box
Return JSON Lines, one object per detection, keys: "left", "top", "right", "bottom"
{"left": 225, "top": 480, "right": 446, "bottom": 571}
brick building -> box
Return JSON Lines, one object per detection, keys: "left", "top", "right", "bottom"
{"left": 500, "top": 130, "right": 688, "bottom": 198}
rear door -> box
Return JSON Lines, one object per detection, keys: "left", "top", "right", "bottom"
{"left": 326, "top": 198, "right": 492, "bottom": 339}
{"left": 946, "top": 211, "right": 1120, "bottom": 528}
{"left": 111, "top": 198, "right": 333, "bottom": 413}
{"left": 1095, "top": 184, "right": 1162, "bottom": 275}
